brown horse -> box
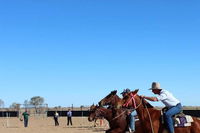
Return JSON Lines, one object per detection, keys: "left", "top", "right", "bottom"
{"left": 89, "top": 105, "right": 104, "bottom": 127}
{"left": 88, "top": 105, "right": 143, "bottom": 133}
{"left": 120, "top": 89, "right": 200, "bottom": 133}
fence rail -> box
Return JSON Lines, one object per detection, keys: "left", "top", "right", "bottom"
{"left": 1, "top": 110, "right": 200, "bottom": 117}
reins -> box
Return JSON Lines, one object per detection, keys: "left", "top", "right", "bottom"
{"left": 143, "top": 99, "right": 155, "bottom": 133}
{"left": 111, "top": 110, "right": 127, "bottom": 121}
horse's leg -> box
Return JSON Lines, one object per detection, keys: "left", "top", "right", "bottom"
{"left": 94, "top": 119, "right": 97, "bottom": 127}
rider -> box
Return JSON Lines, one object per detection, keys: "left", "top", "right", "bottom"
{"left": 121, "top": 88, "right": 137, "bottom": 133}
{"left": 142, "top": 82, "right": 182, "bottom": 133}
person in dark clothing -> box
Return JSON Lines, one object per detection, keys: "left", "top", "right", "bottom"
{"left": 67, "top": 109, "right": 72, "bottom": 126}
{"left": 22, "top": 109, "right": 30, "bottom": 127}
{"left": 54, "top": 111, "right": 59, "bottom": 126}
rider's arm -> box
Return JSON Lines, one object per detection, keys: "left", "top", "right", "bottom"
{"left": 142, "top": 96, "right": 158, "bottom": 102}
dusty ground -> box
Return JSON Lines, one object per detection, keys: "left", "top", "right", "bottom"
{"left": 0, "top": 116, "right": 108, "bottom": 133}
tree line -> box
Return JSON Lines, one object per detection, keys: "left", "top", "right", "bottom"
{"left": 0, "top": 96, "right": 45, "bottom": 112}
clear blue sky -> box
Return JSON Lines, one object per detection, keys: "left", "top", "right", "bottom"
{"left": 0, "top": 0, "right": 200, "bottom": 107}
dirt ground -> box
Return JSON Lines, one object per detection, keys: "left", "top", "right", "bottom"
{"left": 0, "top": 116, "right": 108, "bottom": 133}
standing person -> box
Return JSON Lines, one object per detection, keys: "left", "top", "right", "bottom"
{"left": 67, "top": 109, "right": 72, "bottom": 126}
{"left": 54, "top": 111, "right": 59, "bottom": 126}
{"left": 121, "top": 88, "right": 137, "bottom": 133}
{"left": 22, "top": 109, "right": 30, "bottom": 127}
{"left": 142, "top": 82, "right": 182, "bottom": 133}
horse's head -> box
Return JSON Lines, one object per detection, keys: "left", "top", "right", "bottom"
{"left": 98, "top": 90, "right": 119, "bottom": 107}
{"left": 88, "top": 105, "right": 106, "bottom": 122}
{"left": 88, "top": 104, "right": 98, "bottom": 121}
{"left": 121, "top": 89, "right": 153, "bottom": 109}
{"left": 121, "top": 89, "right": 141, "bottom": 109}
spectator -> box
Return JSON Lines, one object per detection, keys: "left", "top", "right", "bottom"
{"left": 54, "top": 111, "right": 59, "bottom": 126}
{"left": 67, "top": 109, "right": 72, "bottom": 126}
{"left": 22, "top": 109, "right": 30, "bottom": 127}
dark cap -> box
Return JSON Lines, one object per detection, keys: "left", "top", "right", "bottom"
{"left": 121, "top": 88, "right": 131, "bottom": 94}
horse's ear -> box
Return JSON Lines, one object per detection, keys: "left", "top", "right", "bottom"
{"left": 111, "top": 90, "right": 117, "bottom": 95}
{"left": 132, "top": 89, "right": 139, "bottom": 94}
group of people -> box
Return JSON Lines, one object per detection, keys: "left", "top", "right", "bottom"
{"left": 21, "top": 109, "right": 73, "bottom": 127}
{"left": 53, "top": 109, "right": 73, "bottom": 126}
{"left": 122, "top": 82, "right": 182, "bottom": 133}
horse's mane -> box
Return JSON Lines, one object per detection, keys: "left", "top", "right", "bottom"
{"left": 138, "top": 95, "right": 154, "bottom": 108}
{"left": 105, "top": 90, "right": 120, "bottom": 99}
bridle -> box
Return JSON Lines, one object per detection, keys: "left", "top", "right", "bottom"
{"left": 94, "top": 107, "right": 107, "bottom": 118}
{"left": 123, "top": 93, "right": 142, "bottom": 110}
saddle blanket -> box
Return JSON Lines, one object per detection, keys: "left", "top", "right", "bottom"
{"left": 174, "top": 115, "right": 193, "bottom": 127}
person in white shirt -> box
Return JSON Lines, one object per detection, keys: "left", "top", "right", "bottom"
{"left": 54, "top": 111, "right": 59, "bottom": 126}
{"left": 142, "top": 82, "right": 182, "bottom": 133}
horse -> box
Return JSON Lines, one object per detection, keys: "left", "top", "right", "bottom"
{"left": 89, "top": 105, "right": 104, "bottom": 127}
{"left": 120, "top": 89, "right": 200, "bottom": 133}
{"left": 88, "top": 105, "right": 143, "bottom": 133}
{"left": 98, "top": 90, "right": 145, "bottom": 132}
{"left": 99, "top": 90, "right": 122, "bottom": 108}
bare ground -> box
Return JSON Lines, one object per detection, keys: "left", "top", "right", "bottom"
{"left": 0, "top": 117, "right": 108, "bottom": 133}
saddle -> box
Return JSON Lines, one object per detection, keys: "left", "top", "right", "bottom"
{"left": 161, "top": 110, "right": 194, "bottom": 127}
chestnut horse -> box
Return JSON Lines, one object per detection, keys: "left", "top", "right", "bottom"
{"left": 121, "top": 89, "right": 200, "bottom": 133}
{"left": 88, "top": 105, "right": 143, "bottom": 133}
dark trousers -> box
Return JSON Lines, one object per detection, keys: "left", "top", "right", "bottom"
{"left": 24, "top": 119, "right": 28, "bottom": 127}
{"left": 54, "top": 118, "right": 59, "bottom": 126}
{"left": 67, "top": 117, "right": 72, "bottom": 125}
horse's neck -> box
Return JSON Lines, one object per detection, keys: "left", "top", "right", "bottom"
{"left": 135, "top": 102, "right": 162, "bottom": 132}
{"left": 136, "top": 99, "right": 161, "bottom": 121}
{"left": 116, "top": 95, "right": 122, "bottom": 101}
{"left": 111, "top": 95, "right": 122, "bottom": 107}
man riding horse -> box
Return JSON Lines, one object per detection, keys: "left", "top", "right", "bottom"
{"left": 121, "top": 88, "right": 137, "bottom": 133}
{"left": 141, "top": 82, "right": 182, "bottom": 133}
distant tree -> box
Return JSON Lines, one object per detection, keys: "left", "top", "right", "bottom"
{"left": 24, "top": 100, "right": 29, "bottom": 109}
{"left": 29, "top": 96, "right": 44, "bottom": 113}
{"left": 10, "top": 102, "right": 21, "bottom": 110}
{"left": 0, "top": 99, "right": 4, "bottom": 108}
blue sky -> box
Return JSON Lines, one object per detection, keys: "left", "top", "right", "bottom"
{"left": 0, "top": 0, "right": 200, "bottom": 107}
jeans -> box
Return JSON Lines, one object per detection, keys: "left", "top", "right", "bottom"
{"left": 164, "top": 103, "right": 182, "bottom": 133}
{"left": 24, "top": 119, "right": 28, "bottom": 127}
{"left": 129, "top": 111, "right": 137, "bottom": 131}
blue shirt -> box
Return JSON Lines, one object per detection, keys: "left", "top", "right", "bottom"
{"left": 67, "top": 111, "right": 72, "bottom": 117}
